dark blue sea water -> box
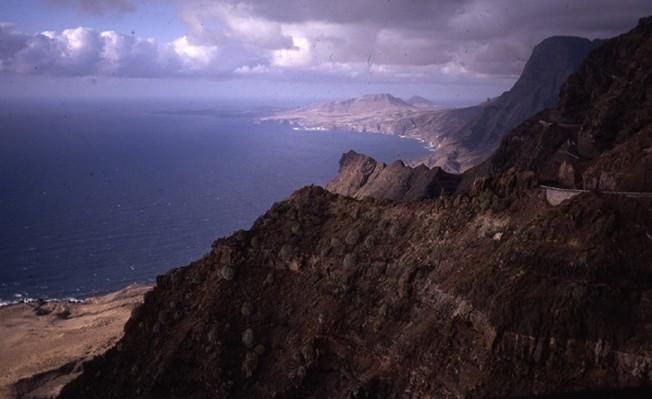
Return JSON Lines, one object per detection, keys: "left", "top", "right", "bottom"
{"left": 0, "top": 98, "right": 430, "bottom": 303}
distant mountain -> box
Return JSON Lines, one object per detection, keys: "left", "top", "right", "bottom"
{"left": 260, "top": 93, "right": 419, "bottom": 135}
{"left": 306, "top": 93, "right": 415, "bottom": 115}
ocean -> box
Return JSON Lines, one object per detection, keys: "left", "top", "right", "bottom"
{"left": 0, "top": 98, "right": 430, "bottom": 303}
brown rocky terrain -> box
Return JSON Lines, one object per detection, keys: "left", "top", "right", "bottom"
{"left": 59, "top": 183, "right": 652, "bottom": 399}
{"left": 0, "top": 284, "right": 150, "bottom": 399}
{"left": 57, "top": 16, "right": 652, "bottom": 399}
{"left": 326, "top": 150, "right": 460, "bottom": 201}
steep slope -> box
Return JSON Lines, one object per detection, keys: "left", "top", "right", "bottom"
{"left": 59, "top": 184, "right": 652, "bottom": 399}
{"left": 326, "top": 150, "right": 460, "bottom": 201}
{"left": 413, "top": 36, "right": 601, "bottom": 172}
{"left": 59, "top": 17, "right": 652, "bottom": 399}
{"left": 489, "top": 17, "right": 652, "bottom": 192}
{"left": 466, "top": 36, "right": 602, "bottom": 148}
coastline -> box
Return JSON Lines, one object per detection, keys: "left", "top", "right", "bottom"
{"left": 268, "top": 119, "right": 438, "bottom": 155}
{"left": 0, "top": 283, "right": 152, "bottom": 399}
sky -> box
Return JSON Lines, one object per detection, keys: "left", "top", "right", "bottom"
{"left": 1, "top": 0, "right": 652, "bottom": 103}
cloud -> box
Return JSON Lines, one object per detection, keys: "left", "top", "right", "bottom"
{"left": 7, "top": 0, "right": 652, "bottom": 84}
{"left": 175, "top": 0, "right": 652, "bottom": 80}
{"left": 0, "top": 23, "right": 242, "bottom": 77}
{"left": 45, "top": 0, "right": 138, "bottom": 15}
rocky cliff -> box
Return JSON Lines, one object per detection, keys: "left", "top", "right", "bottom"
{"left": 58, "top": 17, "right": 652, "bottom": 399}
{"left": 489, "top": 17, "right": 652, "bottom": 192}
{"left": 325, "top": 150, "right": 460, "bottom": 202}
{"left": 410, "top": 36, "right": 601, "bottom": 172}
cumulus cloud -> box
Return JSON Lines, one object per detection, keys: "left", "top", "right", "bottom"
{"left": 0, "top": 23, "right": 245, "bottom": 77}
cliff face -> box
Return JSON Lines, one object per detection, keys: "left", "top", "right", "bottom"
{"left": 474, "top": 37, "right": 601, "bottom": 147}
{"left": 59, "top": 18, "right": 652, "bottom": 399}
{"left": 489, "top": 17, "right": 652, "bottom": 192}
{"left": 325, "top": 150, "right": 460, "bottom": 202}
{"left": 415, "top": 36, "right": 601, "bottom": 172}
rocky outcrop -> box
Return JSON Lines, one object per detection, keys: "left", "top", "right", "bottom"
{"left": 325, "top": 150, "right": 460, "bottom": 201}
{"left": 58, "top": 16, "right": 652, "bottom": 399}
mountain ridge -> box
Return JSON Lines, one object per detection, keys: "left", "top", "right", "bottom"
{"left": 325, "top": 150, "right": 460, "bottom": 202}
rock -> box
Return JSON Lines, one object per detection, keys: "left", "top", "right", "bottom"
{"left": 34, "top": 306, "right": 52, "bottom": 316}
{"left": 263, "top": 272, "right": 274, "bottom": 286}
{"left": 330, "top": 238, "right": 343, "bottom": 250}
{"left": 241, "top": 302, "right": 254, "bottom": 317}
{"left": 343, "top": 253, "right": 356, "bottom": 268}
{"left": 288, "top": 259, "right": 301, "bottom": 272}
{"left": 57, "top": 307, "right": 72, "bottom": 319}
{"left": 207, "top": 326, "right": 219, "bottom": 344}
{"left": 241, "top": 351, "right": 259, "bottom": 378}
{"left": 280, "top": 244, "right": 292, "bottom": 259}
{"left": 220, "top": 266, "right": 235, "bottom": 281}
{"left": 241, "top": 328, "right": 255, "bottom": 349}
{"left": 363, "top": 235, "right": 376, "bottom": 249}
{"left": 345, "top": 229, "right": 361, "bottom": 246}
{"left": 301, "top": 340, "right": 316, "bottom": 364}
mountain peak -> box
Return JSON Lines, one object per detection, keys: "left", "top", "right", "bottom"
{"left": 354, "top": 93, "right": 412, "bottom": 106}
{"left": 305, "top": 93, "right": 415, "bottom": 115}
{"left": 406, "top": 96, "right": 434, "bottom": 107}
